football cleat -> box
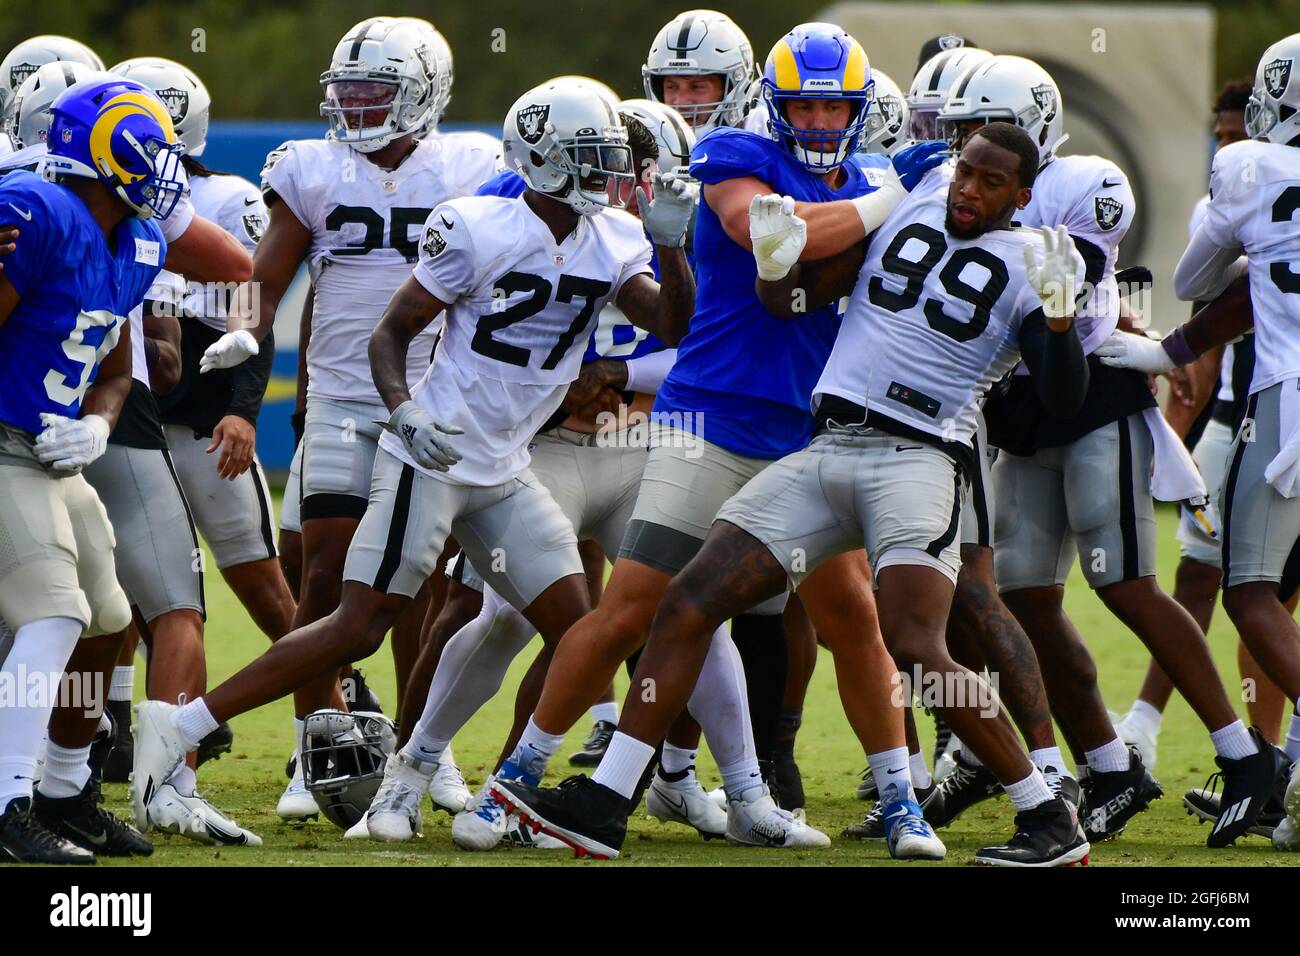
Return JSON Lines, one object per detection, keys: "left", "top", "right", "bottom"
{"left": 452, "top": 777, "right": 512, "bottom": 851}
{"left": 568, "top": 720, "right": 616, "bottom": 767}
{"left": 1273, "top": 815, "right": 1300, "bottom": 851}
{"left": 882, "top": 797, "right": 946, "bottom": 861}
{"left": 428, "top": 745, "right": 471, "bottom": 814}
{"left": 1080, "top": 748, "right": 1162, "bottom": 842}
{"left": 34, "top": 779, "right": 153, "bottom": 857}
{"left": 102, "top": 699, "right": 134, "bottom": 783}
{"left": 647, "top": 772, "right": 727, "bottom": 839}
{"left": 707, "top": 786, "right": 727, "bottom": 810}
{"left": 726, "top": 791, "right": 831, "bottom": 849}
{"left": 146, "top": 784, "right": 262, "bottom": 846}
{"left": 1184, "top": 763, "right": 1289, "bottom": 839}
{"left": 491, "top": 775, "right": 629, "bottom": 859}
{"left": 0, "top": 796, "right": 96, "bottom": 864}
{"left": 503, "top": 814, "right": 569, "bottom": 849}
{"left": 772, "top": 742, "right": 805, "bottom": 811}
{"left": 366, "top": 751, "right": 434, "bottom": 841}
{"left": 929, "top": 710, "right": 953, "bottom": 769}
{"left": 924, "top": 751, "right": 1004, "bottom": 828}
{"left": 347, "top": 667, "right": 383, "bottom": 714}
{"left": 1112, "top": 709, "right": 1159, "bottom": 770}
{"left": 1206, "top": 730, "right": 1285, "bottom": 848}
{"left": 343, "top": 811, "right": 370, "bottom": 839}
{"left": 87, "top": 708, "right": 118, "bottom": 785}
{"left": 1048, "top": 770, "right": 1083, "bottom": 816}
{"left": 196, "top": 721, "right": 234, "bottom": 768}
{"left": 843, "top": 783, "right": 936, "bottom": 839}
{"left": 856, "top": 765, "right": 878, "bottom": 801}
{"left": 1285, "top": 759, "right": 1300, "bottom": 826}
{"left": 130, "top": 700, "right": 189, "bottom": 830}
{"left": 975, "top": 797, "right": 1090, "bottom": 867}
{"left": 276, "top": 758, "right": 320, "bottom": 821}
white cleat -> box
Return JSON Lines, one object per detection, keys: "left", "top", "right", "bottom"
{"left": 1286, "top": 761, "right": 1300, "bottom": 822}
{"left": 147, "top": 783, "right": 262, "bottom": 846}
{"left": 1112, "top": 711, "right": 1158, "bottom": 770}
{"left": 429, "top": 744, "right": 471, "bottom": 814}
{"left": 726, "top": 791, "right": 831, "bottom": 849}
{"left": 276, "top": 754, "right": 319, "bottom": 820}
{"left": 504, "top": 813, "right": 569, "bottom": 849}
{"left": 343, "top": 811, "right": 370, "bottom": 839}
{"left": 367, "top": 751, "right": 435, "bottom": 842}
{"left": 648, "top": 774, "right": 727, "bottom": 839}
{"left": 1273, "top": 815, "right": 1300, "bottom": 851}
{"left": 707, "top": 786, "right": 727, "bottom": 810}
{"left": 452, "top": 777, "right": 510, "bottom": 851}
{"left": 131, "top": 701, "right": 190, "bottom": 830}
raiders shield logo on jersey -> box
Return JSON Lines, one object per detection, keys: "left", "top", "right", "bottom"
{"left": 1032, "top": 84, "right": 1058, "bottom": 123}
{"left": 517, "top": 104, "right": 551, "bottom": 145}
{"left": 157, "top": 87, "right": 190, "bottom": 124}
{"left": 421, "top": 224, "right": 447, "bottom": 259}
{"left": 1265, "top": 58, "right": 1293, "bottom": 99}
{"left": 242, "top": 213, "right": 266, "bottom": 244}
{"left": 1095, "top": 196, "right": 1123, "bottom": 231}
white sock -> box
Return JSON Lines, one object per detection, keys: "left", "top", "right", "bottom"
{"left": 687, "top": 624, "right": 755, "bottom": 774}
{"left": 591, "top": 701, "right": 618, "bottom": 725}
{"left": 35, "top": 742, "right": 91, "bottom": 799}
{"left": 591, "top": 732, "right": 656, "bottom": 800}
{"left": 1210, "top": 719, "right": 1258, "bottom": 760}
{"left": 0, "top": 616, "right": 82, "bottom": 812}
{"left": 868, "top": 746, "right": 915, "bottom": 804}
{"left": 109, "top": 665, "right": 134, "bottom": 702}
{"left": 166, "top": 763, "right": 197, "bottom": 796}
{"left": 1030, "top": 746, "right": 1072, "bottom": 779}
{"left": 1285, "top": 704, "right": 1300, "bottom": 763}
{"left": 1005, "top": 768, "right": 1055, "bottom": 810}
{"left": 660, "top": 742, "right": 697, "bottom": 779}
{"left": 293, "top": 717, "right": 305, "bottom": 752}
{"left": 1075, "top": 761, "right": 1090, "bottom": 780}
{"left": 1126, "top": 699, "right": 1163, "bottom": 734}
{"left": 176, "top": 698, "right": 219, "bottom": 749}
{"left": 909, "top": 750, "right": 932, "bottom": 789}
{"left": 1085, "top": 737, "right": 1131, "bottom": 773}
{"left": 97, "top": 711, "right": 113, "bottom": 737}
{"left": 499, "top": 717, "right": 565, "bottom": 784}
{"left": 440, "top": 742, "right": 457, "bottom": 768}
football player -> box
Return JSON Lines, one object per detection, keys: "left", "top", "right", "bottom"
{"left": 642, "top": 10, "right": 762, "bottom": 134}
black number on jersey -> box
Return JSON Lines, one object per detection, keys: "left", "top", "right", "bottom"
{"left": 325, "top": 206, "right": 435, "bottom": 261}
{"left": 472, "top": 272, "right": 613, "bottom": 369}
{"left": 1270, "top": 186, "right": 1300, "bottom": 295}
{"left": 867, "top": 223, "right": 1009, "bottom": 341}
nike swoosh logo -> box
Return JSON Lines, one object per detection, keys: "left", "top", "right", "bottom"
{"left": 885, "top": 807, "right": 910, "bottom": 819}
{"left": 886, "top": 767, "right": 903, "bottom": 774}
{"left": 440, "top": 215, "right": 454, "bottom": 229}
{"left": 66, "top": 821, "right": 109, "bottom": 847}
{"left": 895, "top": 445, "right": 922, "bottom": 452}
{"left": 694, "top": 154, "right": 707, "bottom": 164}
{"left": 1102, "top": 179, "right": 1121, "bottom": 188}
{"left": 244, "top": 196, "right": 259, "bottom": 206}
{"left": 8, "top": 203, "right": 31, "bottom": 221}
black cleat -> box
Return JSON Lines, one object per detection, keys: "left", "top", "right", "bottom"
{"left": 772, "top": 740, "right": 805, "bottom": 811}
{"left": 0, "top": 797, "right": 96, "bottom": 864}
{"left": 1205, "top": 728, "right": 1285, "bottom": 848}
{"left": 924, "top": 751, "right": 1004, "bottom": 828}
{"left": 88, "top": 708, "right": 118, "bottom": 785}
{"left": 491, "top": 775, "right": 627, "bottom": 859}
{"left": 196, "top": 721, "right": 234, "bottom": 768}
{"left": 1049, "top": 772, "right": 1083, "bottom": 817}
{"left": 1185, "top": 758, "right": 1289, "bottom": 839}
{"left": 843, "top": 783, "right": 936, "bottom": 839}
{"left": 975, "top": 797, "right": 1090, "bottom": 867}
{"left": 1080, "top": 748, "right": 1162, "bottom": 842}
{"left": 929, "top": 709, "right": 953, "bottom": 769}
{"left": 568, "top": 720, "right": 616, "bottom": 767}
{"left": 348, "top": 668, "right": 383, "bottom": 714}
{"left": 101, "top": 698, "right": 134, "bottom": 784}
{"left": 34, "top": 780, "right": 153, "bottom": 857}
{"left": 856, "top": 766, "right": 878, "bottom": 801}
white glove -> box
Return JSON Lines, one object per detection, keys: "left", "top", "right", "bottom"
{"left": 383, "top": 401, "right": 463, "bottom": 472}
{"left": 848, "top": 163, "right": 906, "bottom": 235}
{"left": 34, "top": 413, "right": 110, "bottom": 471}
{"left": 749, "top": 194, "right": 806, "bottom": 282}
{"left": 1094, "top": 331, "right": 1176, "bottom": 374}
{"left": 200, "top": 329, "right": 259, "bottom": 373}
{"left": 638, "top": 171, "right": 698, "bottom": 248}
{"left": 1023, "top": 225, "right": 1079, "bottom": 320}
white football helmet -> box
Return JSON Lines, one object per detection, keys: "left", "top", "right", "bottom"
{"left": 319, "top": 17, "right": 438, "bottom": 153}
{"left": 642, "top": 10, "right": 756, "bottom": 131}
{"left": 1246, "top": 33, "right": 1300, "bottom": 144}
{"left": 503, "top": 78, "right": 634, "bottom": 216}
{"left": 300, "top": 710, "right": 397, "bottom": 830}
{"left": 861, "top": 68, "right": 910, "bottom": 156}
{"left": 396, "top": 17, "right": 453, "bottom": 137}
{"left": 8, "top": 60, "right": 98, "bottom": 149}
{"left": 938, "top": 55, "right": 1068, "bottom": 168}
{"left": 1, "top": 35, "right": 103, "bottom": 121}
{"left": 907, "top": 46, "right": 992, "bottom": 141}
{"left": 618, "top": 97, "right": 696, "bottom": 172}
{"left": 109, "top": 57, "right": 211, "bottom": 156}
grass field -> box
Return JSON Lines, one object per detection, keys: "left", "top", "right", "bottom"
{"left": 95, "top": 493, "right": 1296, "bottom": 867}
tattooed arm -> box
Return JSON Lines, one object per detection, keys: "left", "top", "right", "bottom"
{"left": 369, "top": 275, "right": 452, "bottom": 413}
{"left": 616, "top": 244, "right": 695, "bottom": 347}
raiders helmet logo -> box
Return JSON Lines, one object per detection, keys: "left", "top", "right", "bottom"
{"left": 156, "top": 87, "right": 190, "bottom": 124}
{"left": 938, "top": 34, "right": 966, "bottom": 51}
{"left": 1095, "top": 196, "right": 1123, "bottom": 232}
{"left": 8, "top": 62, "right": 37, "bottom": 91}
{"left": 516, "top": 103, "right": 551, "bottom": 145}
{"left": 1265, "top": 58, "right": 1293, "bottom": 99}
{"left": 1031, "top": 84, "right": 1058, "bottom": 123}
{"left": 242, "top": 213, "right": 266, "bottom": 244}
{"left": 879, "top": 95, "right": 904, "bottom": 134}
{"left": 421, "top": 224, "right": 447, "bottom": 259}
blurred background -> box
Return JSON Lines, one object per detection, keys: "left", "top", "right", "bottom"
{"left": 1, "top": 0, "right": 1289, "bottom": 472}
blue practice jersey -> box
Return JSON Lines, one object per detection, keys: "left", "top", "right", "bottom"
{"left": 476, "top": 168, "right": 672, "bottom": 364}
{"left": 654, "top": 127, "right": 899, "bottom": 459}
{"left": 0, "top": 171, "right": 166, "bottom": 435}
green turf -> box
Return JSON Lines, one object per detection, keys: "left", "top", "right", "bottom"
{"left": 97, "top": 495, "right": 1296, "bottom": 866}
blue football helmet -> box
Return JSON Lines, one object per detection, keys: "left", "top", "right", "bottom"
{"left": 42, "top": 76, "right": 185, "bottom": 220}
{"left": 761, "top": 22, "right": 873, "bottom": 172}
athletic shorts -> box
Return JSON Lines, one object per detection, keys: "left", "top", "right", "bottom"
{"left": 83, "top": 444, "right": 205, "bottom": 622}
{"left": 280, "top": 441, "right": 303, "bottom": 536}
{"left": 1178, "top": 418, "right": 1233, "bottom": 568}
{"left": 301, "top": 397, "right": 385, "bottom": 521}
{"left": 959, "top": 410, "right": 997, "bottom": 549}
{"left": 164, "top": 424, "right": 277, "bottom": 569}
{"left": 344, "top": 447, "right": 582, "bottom": 611}
{"left": 993, "top": 412, "right": 1156, "bottom": 592}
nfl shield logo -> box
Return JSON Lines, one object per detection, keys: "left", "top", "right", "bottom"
{"left": 61, "top": 127, "right": 72, "bottom": 143}
{"left": 156, "top": 87, "right": 190, "bottom": 124}
{"left": 517, "top": 104, "right": 551, "bottom": 145}
{"left": 554, "top": 253, "right": 565, "bottom": 266}
{"left": 1031, "top": 84, "right": 1058, "bottom": 123}
{"left": 1095, "top": 196, "right": 1123, "bottom": 232}
{"left": 1265, "top": 58, "right": 1293, "bottom": 99}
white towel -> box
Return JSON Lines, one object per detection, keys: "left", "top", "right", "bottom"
{"left": 1142, "top": 407, "right": 1207, "bottom": 502}
{"left": 1265, "top": 378, "right": 1300, "bottom": 498}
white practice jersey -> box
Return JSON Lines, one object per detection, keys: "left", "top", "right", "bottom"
{"left": 0, "top": 131, "right": 12, "bottom": 158}
{"left": 741, "top": 104, "right": 770, "bottom": 135}
{"left": 1016, "top": 153, "right": 1133, "bottom": 353}
{"left": 816, "top": 167, "right": 1081, "bottom": 446}
{"left": 128, "top": 271, "right": 187, "bottom": 389}
{"left": 261, "top": 135, "right": 501, "bottom": 404}
{"left": 1189, "top": 193, "right": 1240, "bottom": 403}
{"left": 1199, "top": 139, "right": 1300, "bottom": 395}
{"left": 181, "top": 172, "right": 267, "bottom": 331}
{"left": 382, "top": 193, "right": 653, "bottom": 485}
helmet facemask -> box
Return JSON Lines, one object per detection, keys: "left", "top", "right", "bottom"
{"left": 765, "top": 88, "right": 871, "bottom": 173}
{"left": 299, "top": 710, "right": 396, "bottom": 830}
{"left": 320, "top": 52, "right": 432, "bottom": 153}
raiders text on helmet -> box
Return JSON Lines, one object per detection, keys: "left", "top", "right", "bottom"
{"left": 0, "top": 35, "right": 103, "bottom": 120}
{"left": 642, "top": 10, "right": 757, "bottom": 130}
